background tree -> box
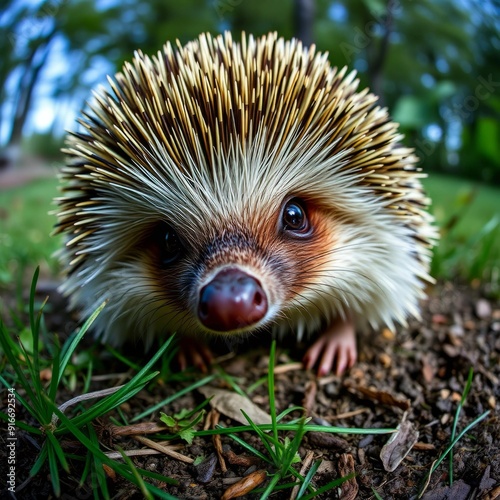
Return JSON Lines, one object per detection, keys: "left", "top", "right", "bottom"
{"left": 1, "top": 0, "right": 498, "bottom": 182}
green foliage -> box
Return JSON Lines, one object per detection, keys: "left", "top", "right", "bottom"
{"left": 159, "top": 401, "right": 209, "bottom": 444}
{"left": 423, "top": 173, "right": 500, "bottom": 290}
{"left": 21, "top": 132, "right": 65, "bottom": 160}
{"left": 0, "top": 177, "right": 60, "bottom": 286}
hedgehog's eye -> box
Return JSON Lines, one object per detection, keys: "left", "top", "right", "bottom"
{"left": 160, "top": 224, "right": 183, "bottom": 265}
{"left": 281, "top": 198, "right": 310, "bottom": 235}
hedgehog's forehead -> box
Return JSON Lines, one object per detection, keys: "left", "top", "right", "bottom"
{"left": 124, "top": 129, "right": 350, "bottom": 237}
{"left": 130, "top": 142, "right": 293, "bottom": 232}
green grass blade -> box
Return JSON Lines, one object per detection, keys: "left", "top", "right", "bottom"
{"left": 58, "top": 300, "right": 106, "bottom": 387}
{"left": 195, "top": 423, "right": 396, "bottom": 437}
{"left": 259, "top": 472, "right": 281, "bottom": 500}
{"left": 118, "top": 448, "right": 154, "bottom": 500}
{"left": 105, "top": 344, "right": 141, "bottom": 371}
{"left": 52, "top": 405, "right": 178, "bottom": 498}
{"left": 449, "top": 368, "right": 474, "bottom": 483}
{"left": 0, "top": 324, "right": 40, "bottom": 414}
{"left": 48, "top": 344, "right": 62, "bottom": 403}
{"left": 86, "top": 423, "right": 110, "bottom": 499}
{"left": 30, "top": 442, "right": 48, "bottom": 478}
{"left": 241, "top": 409, "right": 280, "bottom": 463}
{"left": 47, "top": 441, "right": 61, "bottom": 497}
{"left": 224, "top": 428, "right": 271, "bottom": 463}
{"left": 132, "top": 372, "right": 217, "bottom": 421}
{"left": 296, "top": 460, "right": 321, "bottom": 499}
{"left": 0, "top": 375, "right": 42, "bottom": 424}
{"left": 276, "top": 406, "right": 306, "bottom": 422}
{"left": 65, "top": 337, "right": 173, "bottom": 429}
{"left": 280, "top": 418, "right": 306, "bottom": 473}
{"left": 64, "top": 371, "right": 159, "bottom": 429}
{"left": 300, "top": 473, "right": 355, "bottom": 500}
{"left": 419, "top": 409, "right": 490, "bottom": 498}
{"left": 216, "top": 369, "right": 248, "bottom": 397}
{"left": 45, "top": 430, "right": 70, "bottom": 472}
{"left": 268, "top": 340, "right": 278, "bottom": 445}
{"left": 28, "top": 267, "right": 40, "bottom": 342}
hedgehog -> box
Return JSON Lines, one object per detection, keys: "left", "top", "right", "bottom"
{"left": 54, "top": 31, "right": 437, "bottom": 376}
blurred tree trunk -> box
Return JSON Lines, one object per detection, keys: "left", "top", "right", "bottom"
{"left": 294, "top": 0, "right": 315, "bottom": 46}
{"left": 4, "top": 26, "right": 58, "bottom": 168}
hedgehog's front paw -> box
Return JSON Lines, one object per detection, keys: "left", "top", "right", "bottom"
{"left": 177, "top": 336, "right": 213, "bottom": 373}
{"left": 303, "top": 315, "right": 357, "bottom": 377}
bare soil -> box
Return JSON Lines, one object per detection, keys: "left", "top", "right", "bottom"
{"left": 1, "top": 281, "right": 499, "bottom": 500}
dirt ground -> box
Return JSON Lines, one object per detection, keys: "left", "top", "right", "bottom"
{"left": 1, "top": 280, "right": 499, "bottom": 500}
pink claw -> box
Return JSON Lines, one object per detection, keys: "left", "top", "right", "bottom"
{"left": 303, "top": 315, "right": 357, "bottom": 377}
{"left": 177, "top": 336, "right": 213, "bottom": 373}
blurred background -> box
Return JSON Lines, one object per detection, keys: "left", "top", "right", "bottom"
{"left": 0, "top": 0, "right": 499, "bottom": 293}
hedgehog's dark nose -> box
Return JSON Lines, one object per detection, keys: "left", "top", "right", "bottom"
{"left": 198, "top": 268, "right": 268, "bottom": 332}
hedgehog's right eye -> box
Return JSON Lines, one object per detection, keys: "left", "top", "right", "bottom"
{"left": 281, "top": 198, "right": 311, "bottom": 237}
{"left": 160, "top": 224, "right": 183, "bottom": 265}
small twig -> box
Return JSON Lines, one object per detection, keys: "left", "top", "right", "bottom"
{"left": 105, "top": 449, "right": 162, "bottom": 459}
{"left": 274, "top": 362, "right": 303, "bottom": 375}
{"left": 133, "top": 436, "right": 194, "bottom": 464}
{"left": 109, "top": 422, "right": 169, "bottom": 437}
{"left": 330, "top": 408, "right": 369, "bottom": 420}
{"left": 52, "top": 385, "right": 124, "bottom": 426}
{"left": 210, "top": 409, "right": 227, "bottom": 472}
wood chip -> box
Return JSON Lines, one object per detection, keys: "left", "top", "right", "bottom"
{"left": 302, "top": 380, "right": 317, "bottom": 415}
{"left": 223, "top": 449, "right": 260, "bottom": 467}
{"left": 347, "top": 384, "right": 411, "bottom": 410}
{"left": 412, "top": 442, "right": 435, "bottom": 451}
{"left": 422, "top": 355, "right": 435, "bottom": 383}
{"left": 221, "top": 470, "right": 267, "bottom": 499}
{"left": 381, "top": 328, "right": 396, "bottom": 340}
{"left": 337, "top": 453, "right": 358, "bottom": 500}
{"left": 308, "top": 431, "right": 350, "bottom": 450}
{"left": 483, "top": 485, "right": 500, "bottom": 500}
{"left": 102, "top": 464, "right": 116, "bottom": 481}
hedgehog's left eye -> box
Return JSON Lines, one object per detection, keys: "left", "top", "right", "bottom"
{"left": 281, "top": 198, "right": 311, "bottom": 235}
{"left": 160, "top": 224, "right": 184, "bottom": 265}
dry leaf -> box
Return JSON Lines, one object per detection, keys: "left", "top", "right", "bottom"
{"left": 195, "top": 452, "right": 218, "bottom": 483}
{"left": 380, "top": 420, "right": 419, "bottom": 472}
{"left": 198, "top": 387, "right": 271, "bottom": 425}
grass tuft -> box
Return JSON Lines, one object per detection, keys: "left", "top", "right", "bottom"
{"left": 0, "top": 268, "right": 178, "bottom": 497}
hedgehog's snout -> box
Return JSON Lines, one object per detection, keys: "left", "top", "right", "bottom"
{"left": 197, "top": 267, "right": 268, "bottom": 332}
